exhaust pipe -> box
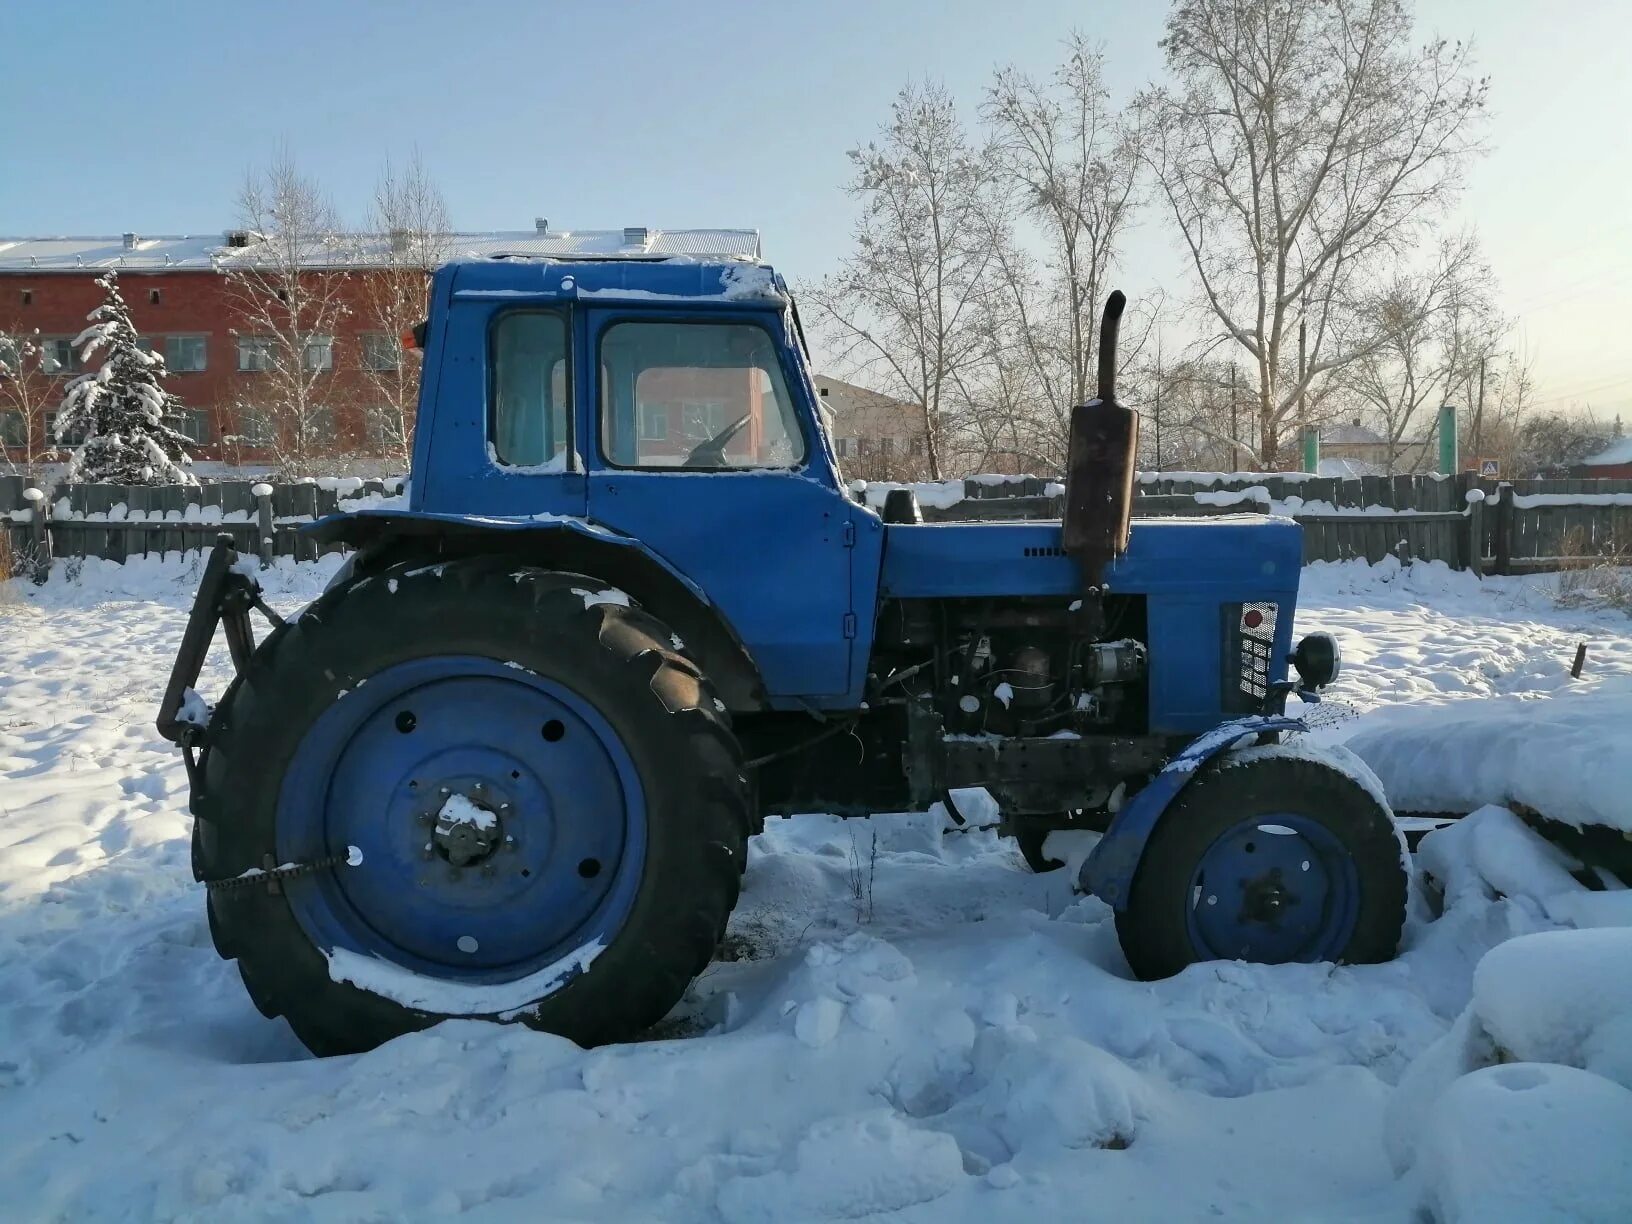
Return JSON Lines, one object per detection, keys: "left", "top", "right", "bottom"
{"left": 1062, "top": 291, "right": 1140, "bottom": 592}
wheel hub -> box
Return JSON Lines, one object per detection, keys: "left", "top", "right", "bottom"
{"left": 431, "top": 792, "right": 503, "bottom": 867}
{"left": 1239, "top": 868, "right": 1299, "bottom": 924}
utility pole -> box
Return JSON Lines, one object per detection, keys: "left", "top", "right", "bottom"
{"left": 1230, "top": 365, "right": 1239, "bottom": 471}
{"left": 1154, "top": 341, "right": 1163, "bottom": 473}
{"left": 1472, "top": 356, "right": 1486, "bottom": 461}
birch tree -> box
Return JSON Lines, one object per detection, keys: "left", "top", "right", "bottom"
{"left": 1339, "top": 241, "right": 1497, "bottom": 471}
{"left": 0, "top": 328, "right": 52, "bottom": 480}
{"left": 359, "top": 151, "right": 450, "bottom": 463}
{"left": 223, "top": 151, "right": 353, "bottom": 476}
{"left": 982, "top": 35, "right": 1143, "bottom": 465}
{"left": 804, "top": 83, "right": 1001, "bottom": 479}
{"left": 1147, "top": 0, "right": 1488, "bottom": 466}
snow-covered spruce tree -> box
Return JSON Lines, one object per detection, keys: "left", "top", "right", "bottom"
{"left": 55, "top": 272, "right": 195, "bottom": 485}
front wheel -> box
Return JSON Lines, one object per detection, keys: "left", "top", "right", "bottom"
{"left": 1114, "top": 752, "right": 1406, "bottom": 980}
{"left": 193, "top": 558, "right": 748, "bottom": 1055}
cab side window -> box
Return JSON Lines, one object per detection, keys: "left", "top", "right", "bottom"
{"left": 491, "top": 312, "right": 570, "bottom": 468}
{"left": 600, "top": 321, "right": 806, "bottom": 469}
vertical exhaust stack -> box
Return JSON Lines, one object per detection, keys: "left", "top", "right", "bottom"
{"left": 1062, "top": 291, "right": 1141, "bottom": 593}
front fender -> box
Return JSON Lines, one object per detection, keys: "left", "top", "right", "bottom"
{"left": 1079, "top": 715, "right": 1307, "bottom": 909}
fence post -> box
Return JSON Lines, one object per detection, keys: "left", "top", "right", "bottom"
{"left": 1492, "top": 482, "right": 1514, "bottom": 576}
{"left": 252, "top": 482, "right": 275, "bottom": 569}
{"left": 1464, "top": 488, "right": 1485, "bottom": 578}
{"left": 22, "top": 486, "right": 49, "bottom": 583}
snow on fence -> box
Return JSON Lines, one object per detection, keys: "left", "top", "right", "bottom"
{"left": 3, "top": 471, "right": 1629, "bottom": 581}
{"left": 856, "top": 472, "right": 1632, "bottom": 575}
{"left": 0, "top": 474, "right": 403, "bottom": 580}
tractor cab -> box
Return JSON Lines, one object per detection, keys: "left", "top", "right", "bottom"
{"left": 157, "top": 230, "right": 1403, "bottom": 1059}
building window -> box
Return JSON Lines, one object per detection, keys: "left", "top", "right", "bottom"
{"left": 879, "top": 437, "right": 894, "bottom": 457}
{"left": 908, "top": 437, "right": 924, "bottom": 457}
{"left": 39, "top": 337, "right": 83, "bottom": 375}
{"left": 148, "top": 289, "right": 162, "bottom": 305}
{"left": 361, "top": 332, "right": 401, "bottom": 372}
{"left": 364, "top": 405, "right": 408, "bottom": 450}
{"left": 0, "top": 335, "right": 25, "bottom": 373}
{"left": 857, "top": 437, "right": 873, "bottom": 457}
{"left": 1, "top": 410, "right": 26, "bottom": 446}
{"left": 836, "top": 437, "right": 851, "bottom": 457}
{"left": 20, "top": 289, "right": 32, "bottom": 306}
{"left": 302, "top": 334, "right": 334, "bottom": 372}
{"left": 44, "top": 411, "right": 89, "bottom": 445}
{"left": 174, "top": 410, "right": 211, "bottom": 444}
{"left": 237, "top": 336, "right": 276, "bottom": 372}
{"left": 135, "top": 336, "right": 155, "bottom": 355}
{"left": 638, "top": 403, "right": 669, "bottom": 442}
{"left": 233, "top": 409, "right": 276, "bottom": 446}
{"left": 165, "top": 335, "right": 207, "bottom": 373}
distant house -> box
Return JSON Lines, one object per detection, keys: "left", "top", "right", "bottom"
{"left": 1320, "top": 418, "right": 1390, "bottom": 473}
{"left": 813, "top": 375, "right": 927, "bottom": 476}
{"left": 1575, "top": 435, "right": 1632, "bottom": 479}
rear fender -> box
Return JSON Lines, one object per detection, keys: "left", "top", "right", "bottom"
{"left": 306, "top": 509, "right": 766, "bottom": 710}
{"left": 1079, "top": 715, "right": 1307, "bottom": 908}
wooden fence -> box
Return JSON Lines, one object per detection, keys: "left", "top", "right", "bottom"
{"left": 883, "top": 473, "right": 1632, "bottom": 574}
{"left": 3, "top": 471, "right": 1629, "bottom": 581}
{"left": 0, "top": 475, "right": 401, "bottom": 579}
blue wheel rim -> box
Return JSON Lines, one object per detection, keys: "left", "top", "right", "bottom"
{"left": 276, "top": 655, "right": 646, "bottom": 991}
{"left": 1184, "top": 813, "right": 1359, "bottom": 963}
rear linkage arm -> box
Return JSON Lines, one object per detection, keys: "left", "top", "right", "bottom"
{"left": 154, "top": 535, "right": 286, "bottom": 800}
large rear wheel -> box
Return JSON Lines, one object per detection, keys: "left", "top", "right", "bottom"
{"left": 192, "top": 558, "right": 747, "bottom": 1055}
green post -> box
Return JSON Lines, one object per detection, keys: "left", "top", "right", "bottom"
{"left": 1301, "top": 426, "right": 1320, "bottom": 473}
{"left": 1438, "top": 404, "right": 1458, "bottom": 475}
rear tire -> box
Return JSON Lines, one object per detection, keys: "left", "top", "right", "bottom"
{"left": 1114, "top": 754, "right": 1405, "bottom": 980}
{"left": 193, "top": 557, "right": 747, "bottom": 1055}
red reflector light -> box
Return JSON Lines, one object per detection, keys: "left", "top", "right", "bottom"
{"left": 1243, "top": 609, "right": 1264, "bottom": 629}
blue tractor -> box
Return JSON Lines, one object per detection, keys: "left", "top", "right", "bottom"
{"left": 158, "top": 234, "right": 1406, "bottom": 1055}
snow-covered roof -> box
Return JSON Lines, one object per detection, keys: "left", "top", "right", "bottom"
{"left": 1583, "top": 436, "right": 1632, "bottom": 466}
{"left": 1322, "top": 421, "right": 1387, "bottom": 446}
{"left": 0, "top": 228, "right": 762, "bottom": 273}
{"left": 1318, "top": 456, "right": 1386, "bottom": 479}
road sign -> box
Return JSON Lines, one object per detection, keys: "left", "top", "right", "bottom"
{"left": 1478, "top": 458, "right": 1500, "bottom": 478}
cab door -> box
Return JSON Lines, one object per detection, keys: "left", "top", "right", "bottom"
{"left": 583, "top": 307, "right": 856, "bottom": 704}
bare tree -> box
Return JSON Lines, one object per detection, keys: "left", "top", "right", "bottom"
{"left": 1146, "top": 0, "right": 1488, "bottom": 466}
{"left": 982, "top": 34, "right": 1144, "bottom": 465}
{"left": 804, "top": 83, "right": 1002, "bottom": 479}
{"left": 359, "top": 151, "right": 451, "bottom": 464}
{"left": 1338, "top": 239, "right": 1495, "bottom": 471}
{"left": 222, "top": 150, "right": 354, "bottom": 476}
{"left": 0, "top": 328, "right": 52, "bottom": 480}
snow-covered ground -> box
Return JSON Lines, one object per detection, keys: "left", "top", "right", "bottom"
{"left": 1, "top": 554, "right": 1629, "bottom": 1221}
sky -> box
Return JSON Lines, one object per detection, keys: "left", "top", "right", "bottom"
{"left": 2, "top": 0, "right": 1629, "bottom": 419}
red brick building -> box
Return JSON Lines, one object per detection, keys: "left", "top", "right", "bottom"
{"left": 1, "top": 228, "right": 762, "bottom": 474}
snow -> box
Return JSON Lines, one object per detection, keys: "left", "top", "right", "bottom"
{"left": 1584, "top": 434, "right": 1632, "bottom": 466}
{"left": 436, "top": 792, "right": 496, "bottom": 833}
{"left": 1, "top": 550, "right": 1630, "bottom": 1218}
{"left": 573, "top": 585, "right": 631, "bottom": 608}
{"left": 327, "top": 938, "right": 604, "bottom": 1016}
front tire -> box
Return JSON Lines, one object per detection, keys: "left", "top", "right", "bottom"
{"left": 1114, "top": 753, "right": 1406, "bottom": 980}
{"left": 193, "top": 558, "right": 747, "bottom": 1055}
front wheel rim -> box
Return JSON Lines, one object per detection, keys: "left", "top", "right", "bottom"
{"left": 275, "top": 654, "right": 646, "bottom": 997}
{"left": 1184, "top": 813, "right": 1360, "bottom": 963}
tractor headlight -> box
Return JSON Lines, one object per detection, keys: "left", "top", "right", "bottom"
{"left": 1291, "top": 632, "right": 1342, "bottom": 690}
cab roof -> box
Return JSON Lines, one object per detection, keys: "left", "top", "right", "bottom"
{"left": 447, "top": 255, "right": 786, "bottom": 305}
